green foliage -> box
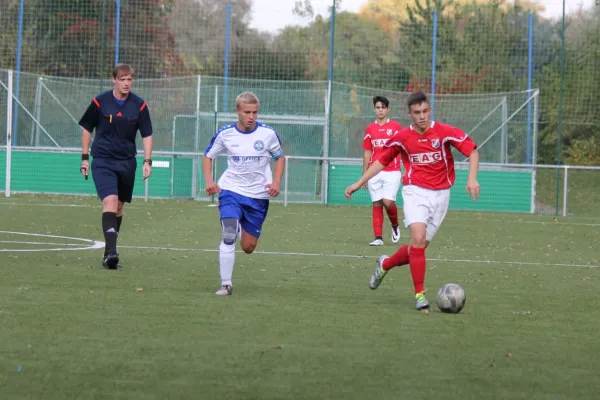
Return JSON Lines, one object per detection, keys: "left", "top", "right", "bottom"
{"left": 333, "top": 12, "right": 401, "bottom": 87}
{"left": 119, "top": 0, "right": 178, "bottom": 78}
{"left": 28, "top": 0, "right": 111, "bottom": 77}
{"left": 564, "top": 136, "right": 600, "bottom": 165}
{"left": 535, "top": 9, "right": 600, "bottom": 164}
{"left": 401, "top": 0, "right": 533, "bottom": 93}
{"left": 229, "top": 48, "right": 308, "bottom": 80}
{"left": 0, "top": 1, "right": 19, "bottom": 70}
{"left": 274, "top": 19, "right": 330, "bottom": 80}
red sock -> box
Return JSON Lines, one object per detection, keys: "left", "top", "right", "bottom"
{"left": 408, "top": 247, "right": 426, "bottom": 294}
{"left": 382, "top": 245, "right": 409, "bottom": 271}
{"left": 372, "top": 206, "right": 384, "bottom": 238}
{"left": 386, "top": 203, "right": 399, "bottom": 227}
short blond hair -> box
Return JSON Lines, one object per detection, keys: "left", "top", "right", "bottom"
{"left": 236, "top": 92, "right": 260, "bottom": 109}
{"left": 112, "top": 63, "right": 135, "bottom": 79}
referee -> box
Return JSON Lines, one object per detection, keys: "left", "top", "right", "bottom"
{"left": 78, "top": 64, "right": 153, "bottom": 269}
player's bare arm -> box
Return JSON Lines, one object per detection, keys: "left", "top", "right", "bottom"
{"left": 466, "top": 149, "right": 480, "bottom": 200}
{"left": 345, "top": 160, "right": 386, "bottom": 199}
{"left": 80, "top": 128, "right": 92, "bottom": 179}
{"left": 362, "top": 150, "right": 372, "bottom": 189}
{"left": 142, "top": 136, "right": 153, "bottom": 180}
{"left": 266, "top": 157, "right": 285, "bottom": 197}
{"left": 202, "top": 155, "right": 220, "bottom": 195}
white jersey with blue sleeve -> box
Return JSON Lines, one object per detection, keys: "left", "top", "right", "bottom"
{"left": 204, "top": 122, "right": 284, "bottom": 199}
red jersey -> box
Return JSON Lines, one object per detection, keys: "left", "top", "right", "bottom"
{"left": 378, "top": 122, "right": 477, "bottom": 190}
{"left": 362, "top": 119, "right": 403, "bottom": 172}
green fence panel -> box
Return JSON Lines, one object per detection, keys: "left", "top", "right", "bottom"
{"left": 327, "top": 164, "right": 533, "bottom": 213}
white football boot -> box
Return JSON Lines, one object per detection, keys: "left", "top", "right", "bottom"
{"left": 391, "top": 225, "right": 401, "bottom": 244}
{"left": 369, "top": 238, "right": 384, "bottom": 246}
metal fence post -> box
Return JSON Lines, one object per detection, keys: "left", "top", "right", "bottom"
{"left": 431, "top": 9, "right": 438, "bottom": 119}
{"left": 6, "top": 70, "right": 13, "bottom": 197}
{"left": 115, "top": 0, "right": 121, "bottom": 65}
{"left": 284, "top": 156, "right": 289, "bottom": 207}
{"left": 562, "top": 166, "right": 568, "bottom": 217}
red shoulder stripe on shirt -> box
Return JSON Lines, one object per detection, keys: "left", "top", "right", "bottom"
{"left": 140, "top": 102, "right": 147, "bottom": 112}
{"left": 92, "top": 98, "right": 100, "bottom": 107}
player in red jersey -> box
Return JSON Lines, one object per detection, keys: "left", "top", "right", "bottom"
{"left": 345, "top": 92, "right": 481, "bottom": 311}
{"left": 362, "top": 96, "right": 403, "bottom": 246}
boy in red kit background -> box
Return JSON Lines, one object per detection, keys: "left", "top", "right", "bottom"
{"left": 362, "top": 96, "right": 403, "bottom": 246}
{"left": 346, "top": 91, "right": 481, "bottom": 311}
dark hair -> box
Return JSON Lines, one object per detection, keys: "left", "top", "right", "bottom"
{"left": 112, "top": 63, "right": 135, "bottom": 79}
{"left": 407, "top": 92, "right": 429, "bottom": 110}
{"left": 372, "top": 96, "right": 389, "bottom": 108}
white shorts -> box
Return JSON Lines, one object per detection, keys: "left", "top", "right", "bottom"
{"left": 367, "top": 171, "right": 401, "bottom": 202}
{"left": 402, "top": 185, "right": 450, "bottom": 241}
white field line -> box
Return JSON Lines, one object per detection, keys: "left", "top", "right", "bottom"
{"left": 0, "top": 231, "right": 105, "bottom": 252}
{"left": 118, "top": 245, "right": 600, "bottom": 269}
{"left": 0, "top": 240, "right": 83, "bottom": 246}
{"left": 0, "top": 231, "right": 596, "bottom": 268}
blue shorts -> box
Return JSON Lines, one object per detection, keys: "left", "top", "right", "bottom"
{"left": 219, "top": 190, "right": 269, "bottom": 238}
{"left": 91, "top": 157, "right": 137, "bottom": 203}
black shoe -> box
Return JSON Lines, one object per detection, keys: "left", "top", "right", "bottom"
{"left": 102, "top": 253, "right": 121, "bottom": 269}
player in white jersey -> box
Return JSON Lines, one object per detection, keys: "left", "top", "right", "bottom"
{"left": 202, "top": 92, "right": 285, "bottom": 296}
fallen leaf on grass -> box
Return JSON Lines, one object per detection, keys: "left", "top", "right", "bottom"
{"left": 272, "top": 346, "right": 282, "bottom": 350}
{"left": 136, "top": 288, "right": 144, "bottom": 292}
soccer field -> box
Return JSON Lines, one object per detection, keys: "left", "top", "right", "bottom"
{"left": 0, "top": 195, "right": 599, "bottom": 399}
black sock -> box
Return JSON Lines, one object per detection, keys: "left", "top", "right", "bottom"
{"left": 116, "top": 215, "right": 123, "bottom": 233}
{"left": 102, "top": 212, "right": 118, "bottom": 256}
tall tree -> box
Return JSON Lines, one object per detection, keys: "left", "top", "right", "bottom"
{"left": 0, "top": 0, "right": 22, "bottom": 70}
{"left": 274, "top": 11, "right": 404, "bottom": 87}
{"left": 360, "top": 0, "right": 544, "bottom": 34}
{"left": 536, "top": 8, "right": 600, "bottom": 164}
{"left": 119, "top": 0, "right": 180, "bottom": 78}
{"left": 16, "top": 0, "right": 179, "bottom": 78}
{"left": 171, "top": 0, "right": 257, "bottom": 77}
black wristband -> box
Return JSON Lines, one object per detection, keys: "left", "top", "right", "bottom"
{"left": 81, "top": 154, "right": 89, "bottom": 161}
{"left": 144, "top": 159, "right": 152, "bottom": 166}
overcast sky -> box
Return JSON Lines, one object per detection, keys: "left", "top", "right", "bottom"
{"left": 248, "top": 0, "right": 596, "bottom": 33}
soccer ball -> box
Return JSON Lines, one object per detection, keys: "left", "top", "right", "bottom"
{"left": 436, "top": 283, "right": 466, "bottom": 314}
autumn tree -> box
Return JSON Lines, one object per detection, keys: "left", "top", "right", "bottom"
{"left": 536, "top": 8, "right": 600, "bottom": 165}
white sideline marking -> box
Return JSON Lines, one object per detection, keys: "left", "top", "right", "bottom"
{"left": 0, "top": 240, "right": 83, "bottom": 246}
{"left": 0, "top": 202, "right": 92, "bottom": 208}
{"left": 0, "top": 231, "right": 105, "bottom": 252}
{"left": 118, "top": 245, "right": 600, "bottom": 269}
{"left": 0, "top": 232, "right": 596, "bottom": 269}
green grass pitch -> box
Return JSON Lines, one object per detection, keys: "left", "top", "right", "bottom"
{"left": 0, "top": 195, "right": 599, "bottom": 399}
